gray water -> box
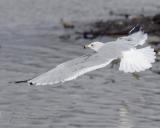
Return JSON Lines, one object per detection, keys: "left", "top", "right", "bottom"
{"left": 0, "top": 0, "right": 160, "bottom": 128}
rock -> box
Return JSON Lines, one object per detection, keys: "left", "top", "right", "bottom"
{"left": 152, "top": 14, "right": 160, "bottom": 24}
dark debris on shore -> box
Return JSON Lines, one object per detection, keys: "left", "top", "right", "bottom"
{"left": 79, "top": 14, "right": 160, "bottom": 39}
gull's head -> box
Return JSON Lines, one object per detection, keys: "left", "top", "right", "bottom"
{"left": 84, "top": 42, "right": 104, "bottom": 52}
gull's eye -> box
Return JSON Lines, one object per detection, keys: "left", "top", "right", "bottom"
{"left": 91, "top": 44, "right": 94, "bottom": 47}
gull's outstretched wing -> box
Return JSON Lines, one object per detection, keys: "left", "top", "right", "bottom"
{"left": 117, "top": 31, "right": 148, "bottom": 46}
{"left": 28, "top": 52, "right": 116, "bottom": 86}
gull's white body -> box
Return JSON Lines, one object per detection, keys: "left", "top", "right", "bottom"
{"left": 28, "top": 30, "right": 156, "bottom": 86}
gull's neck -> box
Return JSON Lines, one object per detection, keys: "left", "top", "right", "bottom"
{"left": 94, "top": 42, "right": 105, "bottom": 52}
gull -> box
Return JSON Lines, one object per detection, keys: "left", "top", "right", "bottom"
{"left": 28, "top": 26, "right": 156, "bottom": 86}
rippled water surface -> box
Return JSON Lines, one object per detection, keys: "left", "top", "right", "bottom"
{"left": 0, "top": 0, "right": 160, "bottom": 128}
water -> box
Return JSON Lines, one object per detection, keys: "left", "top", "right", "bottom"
{"left": 0, "top": 0, "right": 160, "bottom": 128}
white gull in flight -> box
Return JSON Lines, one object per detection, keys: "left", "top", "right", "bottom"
{"left": 28, "top": 27, "right": 156, "bottom": 86}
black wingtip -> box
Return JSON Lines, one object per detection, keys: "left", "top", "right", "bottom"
{"left": 129, "top": 25, "right": 143, "bottom": 34}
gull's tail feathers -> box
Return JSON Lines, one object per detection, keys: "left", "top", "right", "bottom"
{"left": 119, "top": 46, "right": 156, "bottom": 73}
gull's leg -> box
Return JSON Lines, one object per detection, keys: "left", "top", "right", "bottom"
{"left": 132, "top": 73, "right": 140, "bottom": 80}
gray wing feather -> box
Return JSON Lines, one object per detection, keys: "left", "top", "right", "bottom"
{"left": 28, "top": 52, "right": 116, "bottom": 86}
{"left": 117, "top": 31, "right": 148, "bottom": 46}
